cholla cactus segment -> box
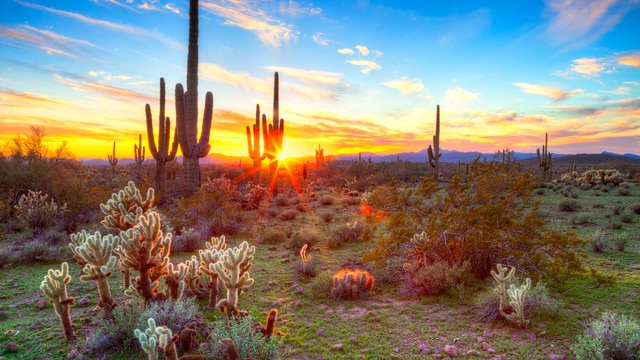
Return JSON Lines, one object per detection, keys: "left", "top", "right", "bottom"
{"left": 199, "top": 236, "right": 226, "bottom": 308}
{"left": 410, "top": 231, "right": 429, "bottom": 248}
{"left": 135, "top": 318, "right": 159, "bottom": 360}
{"left": 213, "top": 241, "right": 255, "bottom": 315}
{"left": 40, "top": 262, "right": 76, "bottom": 340}
{"left": 156, "top": 325, "right": 179, "bottom": 360}
{"left": 505, "top": 278, "right": 532, "bottom": 328}
{"left": 183, "top": 256, "right": 208, "bottom": 298}
{"left": 204, "top": 235, "right": 227, "bottom": 252}
{"left": 162, "top": 262, "right": 187, "bottom": 301}
{"left": 331, "top": 268, "right": 374, "bottom": 300}
{"left": 69, "top": 231, "right": 118, "bottom": 281}
{"left": 491, "top": 263, "right": 516, "bottom": 314}
{"left": 115, "top": 211, "right": 171, "bottom": 301}
{"left": 100, "top": 181, "right": 154, "bottom": 231}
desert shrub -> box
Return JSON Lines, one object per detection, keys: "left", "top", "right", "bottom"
{"left": 290, "top": 226, "right": 321, "bottom": 249}
{"left": 85, "top": 298, "right": 145, "bottom": 356}
{"left": 10, "top": 238, "right": 71, "bottom": 264}
{"left": 630, "top": 203, "right": 640, "bottom": 215}
{"left": 309, "top": 272, "right": 333, "bottom": 299}
{"left": 571, "top": 213, "right": 593, "bottom": 226}
{"left": 342, "top": 196, "right": 362, "bottom": 206}
{"left": 589, "top": 230, "right": 608, "bottom": 252}
{"left": 136, "top": 297, "right": 199, "bottom": 336}
{"left": 0, "top": 247, "right": 10, "bottom": 268}
{"left": 612, "top": 204, "right": 625, "bottom": 215}
{"left": 243, "top": 183, "right": 266, "bottom": 210}
{"left": 274, "top": 194, "right": 289, "bottom": 207}
{"left": 558, "top": 199, "right": 581, "bottom": 212}
{"left": 294, "top": 203, "right": 306, "bottom": 213}
{"left": 318, "top": 195, "right": 336, "bottom": 206}
{"left": 200, "top": 316, "right": 278, "bottom": 360}
{"left": 404, "top": 260, "right": 470, "bottom": 296}
{"left": 600, "top": 186, "right": 609, "bottom": 193}
{"left": 620, "top": 210, "right": 634, "bottom": 224}
{"left": 14, "top": 189, "right": 67, "bottom": 236}
{"left": 610, "top": 222, "right": 623, "bottom": 230}
{"left": 278, "top": 209, "right": 298, "bottom": 221}
{"left": 171, "top": 227, "right": 205, "bottom": 254}
{"left": 618, "top": 187, "right": 631, "bottom": 196}
{"left": 572, "top": 311, "right": 640, "bottom": 360}
{"left": 266, "top": 207, "right": 279, "bottom": 218}
{"left": 364, "top": 160, "right": 582, "bottom": 279}
{"left": 612, "top": 234, "right": 630, "bottom": 252}
{"left": 534, "top": 188, "right": 545, "bottom": 195}
{"left": 332, "top": 221, "right": 364, "bottom": 244}
{"left": 330, "top": 268, "right": 375, "bottom": 300}
{"left": 580, "top": 183, "right": 592, "bottom": 191}
{"left": 258, "top": 229, "right": 286, "bottom": 244}
{"left": 318, "top": 211, "right": 333, "bottom": 223}
{"left": 477, "top": 280, "right": 560, "bottom": 324}
{"left": 289, "top": 196, "right": 301, "bottom": 205}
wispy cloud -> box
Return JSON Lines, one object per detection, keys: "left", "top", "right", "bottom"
{"left": 0, "top": 89, "right": 64, "bottom": 107}
{"left": 266, "top": 66, "right": 342, "bottom": 86}
{"left": 278, "top": 1, "right": 322, "bottom": 17}
{"left": 164, "top": 3, "right": 181, "bottom": 15}
{"left": 514, "top": 82, "right": 583, "bottom": 102}
{"left": 201, "top": 0, "right": 298, "bottom": 48}
{"left": 53, "top": 73, "right": 155, "bottom": 104}
{"left": 0, "top": 24, "right": 96, "bottom": 59}
{"left": 200, "top": 63, "right": 271, "bottom": 94}
{"left": 381, "top": 77, "right": 423, "bottom": 95}
{"left": 337, "top": 48, "right": 354, "bottom": 55}
{"left": 542, "top": 0, "right": 633, "bottom": 48}
{"left": 139, "top": 1, "right": 159, "bottom": 11}
{"left": 312, "top": 32, "right": 328, "bottom": 46}
{"left": 444, "top": 87, "right": 478, "bottom": 104}
{"left": 618, "top": 52, "right": 640, "bottom": 67}
{"left": 14, "top": 0, "right": 183, "bottom": 49}
{"left": 571, "top": 57, "right": 606, "bottom": 75}
{"left": 347, "top": 60, "right": 382, "bottom": 74}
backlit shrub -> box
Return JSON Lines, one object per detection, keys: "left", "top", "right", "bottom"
{"left": 572, "top": 311, "right": 640, "bottom": 360}
{"left": 14, "top": 190, "right": 67, "bottom": 236}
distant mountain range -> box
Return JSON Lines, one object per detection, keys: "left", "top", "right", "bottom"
{"left": 80, "top": 149, "right": 640, "bottom": 166}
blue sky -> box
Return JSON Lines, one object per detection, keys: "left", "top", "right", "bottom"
{"left": 1, "top": 0, "right": 639, "bottom": 159}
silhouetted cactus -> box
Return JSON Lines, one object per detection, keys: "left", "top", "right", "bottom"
{"left": 175, "top": 0, "right": 213, "bottom": 198}
{"left": 246, "top": 104, "right": 266, "bottom": 183}
{"left": 536, "top": 132, "right": 552, "bottom": 181}
{"left": 146, "top": 78, "right": 178, "bottom": 197}
{"left": 427, "top": 105, "right": 442, "bottom": 182}
{"left": 108, "top": 141, "right": 118, "bottom": 174}
{"left": 316, "top": 144, "right": 324, "bottom": 169}
{"left": 134, "top": 133, "right": 145, "bottom": 166}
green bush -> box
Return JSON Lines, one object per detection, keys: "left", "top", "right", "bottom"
{"left": 630, "top": 203, "right": 640, "bottom": 215}
{"left": 199, "top": 316, "right": 278, "bottom": 360}
{"left": 14, "top": 189, "right": 67, "bottom": 236}
{"left": 278, "top": 209, "right": 298, "bottom": 221}
{"left": 290, "top": 226, "right": 322, "bottom": 249}
{"left": 84, "top": 298, "right": 145, "bottom": 356}
{"left": 612, "top": 234, "right": 630, "bottom": 252}
{"left": 612, "top": 204, "right": 625, "bottom": 215}
{"left": 558, "top": 199, "right": 581, "bottom": 212}
{"left": 620, "top": 210, "right": 634, "bottom": 224}
{"left": 171, "top": 227, "right": 205, "bottom": 253}
{"left": 258, "top": 229, "right": 286, "bottom": 244}
{"left": 309, "top": 272, "right": 333, "bottom": 299}
{"left": 405, "top": 260, "right": 470, "bottom": 296}
{"left": 332, "top": 221, "right": 364, "bottom": 244}
{"left": 572, "top": 311, "right": 640, "bottom": 360}
{"left": 618, "top": 187, "right": 631, "bottom": 196}
{"left": 318, "top": 211, "right": 333, "bottom": 223}
{"left": 589, "top": 230, "right": 608, "bottom": 253}
{"left": 274, "top": 194, "right": 289, "bottom": 206}
{"left": 571, "top": 213, "right": 593, "bottom": 225}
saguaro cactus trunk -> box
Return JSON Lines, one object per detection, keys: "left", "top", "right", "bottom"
{"left": 246, "top": 104, "right": 266, "bottom": 184}
{"left": 176, "top": 0, "right": 213, "bottom": 198}
{"left": 536, "top": 132, "right": 552, "bottom": 181}
{"left": 427, "top": 105, "right": 442, "bottom": 183}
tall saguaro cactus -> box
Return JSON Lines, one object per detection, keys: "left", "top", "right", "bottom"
{"left": 176, "top": 0, "right": 213, "bottom": 198}
{"left": 316, "top": 144, "right": 324, "bottom": 169}
{"left": 427, "top": 105, "right": 442, "bottom": 183}
{"left": 134, "top": 134, "right": 146, "bottom": 166}
{"left": 263, "top": 72, "right": 284, "bottom": 163}
{"left": 536, "top": 132, "right": 552, "bottom": 181}
{"left": 108, "top": 141, "right": 118, "bottom": 174}
{"left": 246, "top": 104, "right": 266, "bottom": 183}
{"left": 146, "top": 78, "right": 179, "bottom": 197}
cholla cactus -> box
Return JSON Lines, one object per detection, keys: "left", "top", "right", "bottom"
{"left": 198, "top": 235, "right": 227, "bottom": 308}
{"left": 300, "top": 244, "right": 312, "bottom": 275}
{"left": 213, "top": 241, "right": 255, "bottom": 317}
{"left": 331, "top": 268, "right": 375, "bottom": 300}
{"left": 505, "top": 278, "right": 532, "bottom": 328}
{"left": 491, "top": 263, "right": 516, "bottom": 315}
{"left": 14, "top": 190, "right": 67, "bottom": 235}
{"left": 116, "top": 211, "right": 171, "bottom": 302}
{"left": 135, "top": 318, "right": 159, "bottom": 360}
{"left": 40, "top": 262, "right": 76, "bottom": 340}
{"left": 156, "top": 325, "right": 179, "bottom": 360}
{"left": 182, "top": 255, "right": 209, "bottom": 298}
{"left": 69, "top": 230, "right": 118, "bottom": 318}
{"left": 162, "top": 262, "right": 187, "bottom": 301}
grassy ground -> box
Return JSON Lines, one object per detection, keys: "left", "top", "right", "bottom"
{"left": 1, "top": 182, "right": 639, "bottom": 359}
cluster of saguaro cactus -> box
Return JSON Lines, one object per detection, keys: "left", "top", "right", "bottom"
{"left": 316, "top": 144, "right": 324, "bottom": 169}
{"left": 427, "top": 105, "right": 442, "bottom": 182}
{"left": 68, "top": 230, "right": 118, "bottom": 318}
{"left": 491, "top": 263, "right": 531, "bottom": 328}
{"left": 146, "top": 78, "right": 179, "bottom": 197}
{"left": 212, "top": 241, "right": 255, "bottom": 317}
{"left": 536, "top": 132, "right": 552, "bottom": 180}
{"left": 134, "top": 134, "right": 146, "bottom": 166}
{"left": 40, "top": 262, "right": 76, "bottom": 340}
{"left": 108, "top": 141, "right": 118, "bottom": 174}
{"left": 175, "top": 0, "right": 213, "bottom": 198}
{"left": 331, "top": 268, "right": 375, "bottom": 299}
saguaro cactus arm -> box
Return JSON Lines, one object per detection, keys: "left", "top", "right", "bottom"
{"left": 108, "top": 141, "right": 118, "bottom": 166}
{"left": 146, "top": 78, "right": 179, "bottom": 164}
{"left": 134, "top": 133, "right": 146, "bottom": 165}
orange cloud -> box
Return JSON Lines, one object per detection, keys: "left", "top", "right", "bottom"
{"left": 53, "top": 74, "right": 156, "bottom": 104}
{"left": 337, "top": 48, "right": 354, "bottom": 55}
{"left": 618, "top": 53, "right": 640, "bottom": 67}
{"left": 200, "top": 63, "right": 271, "bottom": 94}
{"left": 0, "top": 90, "right": 64, "bottom": 108}
{"left": 571, "top": 57, "right": 605, "bottom": 75}
{"left": 355, "top": 45, "right": 370, "bottom": 56}
{"left": 0, "top": 25, "right": 96, "bottom": 59}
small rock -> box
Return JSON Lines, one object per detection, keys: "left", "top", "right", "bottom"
{"left": 5, "top": 342, "right": 20, "bottom": 352}
{"left": 77, "top": 297, "right": 90, "bottom": 306}
{"left": 482, "top": 342, "right": 494, "bottom": 352}
{"left": 31, "top": 321, "right": 43, "bottom": 329}
{"left": 259, "top": 297, "right": 269, "bottom": 302}
{"left": 267, "top": 246, "right": 278, "bottom": 251}
{"left": 394, "top": 347, "right": 399, "bottom": 353}
{"left": 67, "top": 348, "right": 79, "bottom": 358}
{"left": 0, "top": 311, "right": 6, "bottom": 319}
{"left": 290, "top": 299, "right": 302, "bottom": 307}
{"left": 444, "top": 344, "right": 458, "bottom": 357}
{"left": 526, "top": 332, "right": 537, "bottom": 341}
{"left": 294, "top": 287, "right": 304, "bottom": 293}
{"left": 549, "top": 354, "right": 566, "bottom": 360}
{"left": 333, "top": 343, "right": 343, "bottom": 351}
{"left": 280, "top": 258, "right": 290, "bottom": 264}
{"left": 418, "top": 344, "right": 432, "bottom": 354}
{"left": 483, "top": 330, "right": 493, "bottom": 337}
{"left": 36, "top": 299, "right": 47, "bottom": 309}
{"left": 369, "top": 316, "right": 380, "bottom": 323}
{"left": 476, "top": 336, "right": 485, "bottom": 343}
{"left": 316, "top": 328, "right": 326, "bottom": 336}
{"left": 465, "top": 350, "right": 480, "bottom": 356}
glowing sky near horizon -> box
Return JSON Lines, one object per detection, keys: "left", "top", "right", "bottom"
{"left": 0, "top": 0, "right": 639, "bottom": 160}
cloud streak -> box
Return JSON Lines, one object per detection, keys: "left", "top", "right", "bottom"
{"left": 347, "top": 60, "right": 382, "bottom": 74}
{"left": 618, "top": 52, "right": 640, "bottom": 67}
{"left": 0, "top": 25, "right": 96, "bottom": 59}
{"left": 514, "top": 82, "right": 583, "bottom": 102}
{"left": 381, "top": 77, "right": 424, "bottom": 95}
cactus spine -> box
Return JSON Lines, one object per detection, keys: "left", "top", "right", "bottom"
{"left": 427, "top": 105, "right": 442, "bottom": 183}
{"left": 176, "top": 0, "right": 213, "bottom": 197}
{"left": 134, "top": 133, "right": 146, "bottom": 166}
{"left": 316, "top": 144, "right": 324, "bottom": 169}
{"left": 40, "top": 262, "right": 76, "bottom": 340}
{"left": 108, "top": 141, "right": 118, "bottom": 174}
{"left": 246, "top": 104, "right": 266, "bottom": 183}
{"left": 146, "top": 78, "right": 179, "bottom": 197}
{"left": 536, "top": 132, "right": 552, "bottom": 181}
{"left": 69, "top": 230, "right": 118, "bottom": 319}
